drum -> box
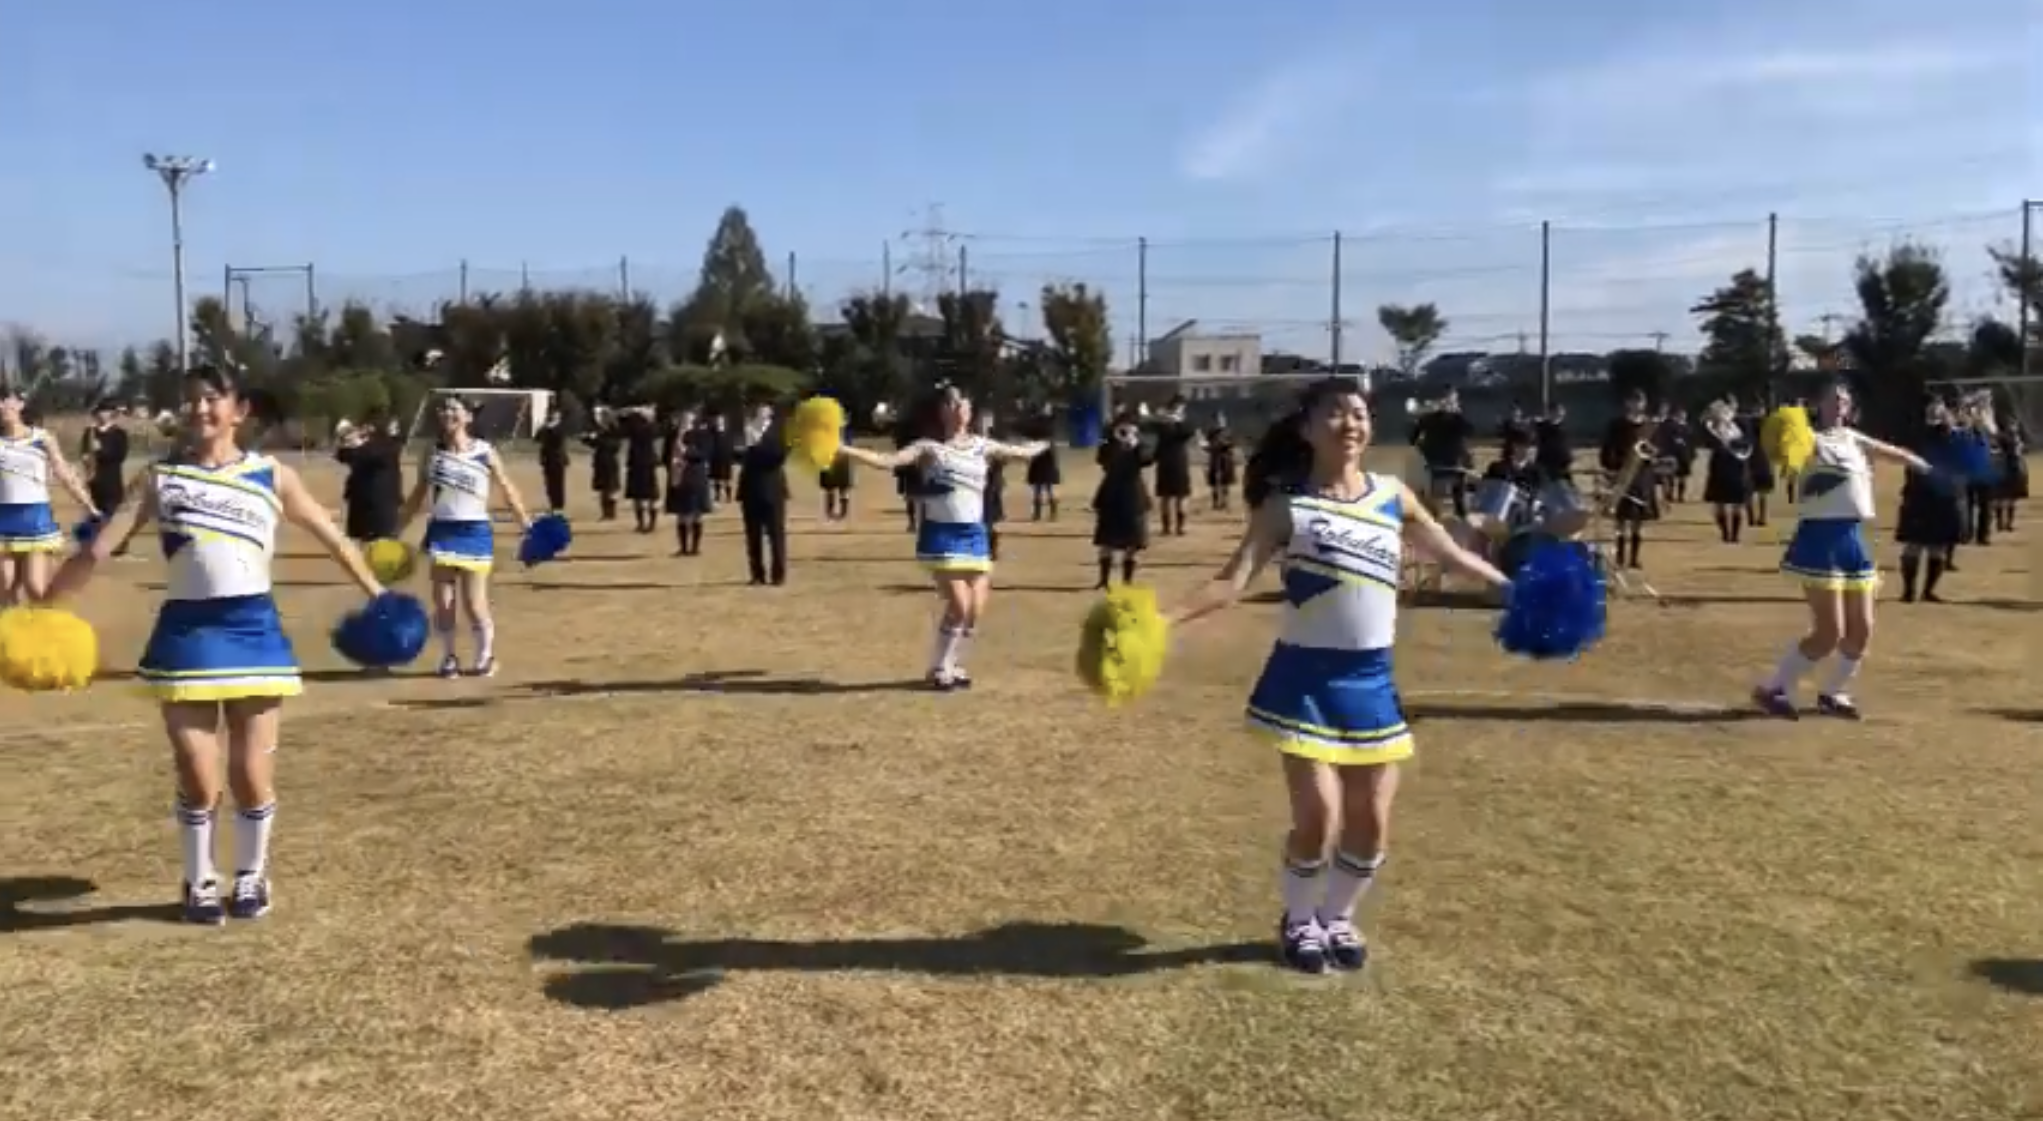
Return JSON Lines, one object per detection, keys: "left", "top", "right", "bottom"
{"left": 1469, "top": 478, "right": 1519, "bottom": 538}
{"left": 1534, "top": 480, "right": 1590, "bottom": 539}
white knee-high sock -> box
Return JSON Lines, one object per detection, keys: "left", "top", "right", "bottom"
{"left": 176, "top": 797, "right": 216, "bottom": 886}
{"left": 233, "top": 802, "right": 275, "bottom": 877}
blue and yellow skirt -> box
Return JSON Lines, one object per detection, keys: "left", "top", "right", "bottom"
{"left": 1780, "top": 518, "right": 1877, "bottom": 591}
{"left": 1246, "top": 643, "right": 1413, "bottom": 765}
{"left": 423, "top": 518, "right": 494, "bottom": 573}
{"left": 916, "top": 519, "right": 991, "bottom": 574}
{"left": 0, "top": 502, "right": 63, "bottom": 554}
{"left": 138, "top": 594, "right": 301, "bottom": 702}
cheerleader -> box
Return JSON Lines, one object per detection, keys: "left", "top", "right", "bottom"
{"left": 43, "top": 364, "right": 387, "bottom": 924}
{"left": 581, "top": 409, "right": 622, "bottom": 521}
{"left": 1092, "top": 414, "right": 1153, "bottom": 588}
{"left": 1166, "top": 377, "right": 1509, "bottom": 973}
{"left": 0, "top": 382, "right": 99, "bottom": 602}
{"left": 1698, "top": 400, "right": 1754, "bottom": 543}
{"left": 1754, "top": 382, "right": 1935, "bottom": 720}
{"left": 1023, "top": 403, "right": 1061, "bottom": 520}
{"left": 1204, "top": 416, "right": 1238, "bottom": 511}
{"left": 1149, "top": 396, "right": 1196, "bottom": 535}
{"left": 398, "top": 396, "right": 535, "bottom": 678}
{"left": 837, "top": 385, "right": 1049, "bottom": 690}
{"left": 1895, "top": 400, "right": 1966, "bottom": 603}
{"left": 664, "top": 409, "right": 714, "bottom": 555}
{"left": 1597, "top": 391, "right": 1658, "bottom": 568}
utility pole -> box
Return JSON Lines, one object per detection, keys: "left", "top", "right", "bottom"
{"left": 1649, "top": 330, "right": 1669, "bottom": 352}
{"left": 144, "top": 153, "right": 213, "bottom": 372}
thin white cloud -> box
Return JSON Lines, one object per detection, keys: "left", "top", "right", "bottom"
{"left": 1177, "top": 57, "right": 1363, "bottom": 183}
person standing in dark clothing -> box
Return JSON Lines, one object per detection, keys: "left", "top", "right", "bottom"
{"left": 582, "top": 409, "right": 623, "bottom": 520}
{"left": 81, "top": 399, "right": 132, "bottom": 554}
{"left": 891, "top": 417, "right": 923, "bottom": 532}
{"left": 737, "top": 405, "right": 789, "bottom": 585}
{"left": 536, "top": 408, "right": 569, "bottom": 512}
{"left": 1092, "top": 413, "right": 1154, "bottom": 587}
{"left": 665, "top": 409, "right": 715, "bottom": 555}
{"left": 1533, "top": 404, "right": 1573, "bottom": 481}
{"left": 707, "top": 415, "right": 737, "bottom": 503}
{"left": 1149, "top": 396, "right": 1196, "bottom": 535}
{"left": 1411, "top": 392, "right": 1475, "bottom": 516}
{"left": 1204, "top": 416, "right": 1238, "bottom": 511}
{"left": 335, "top": 412, "right": 405, "bottom": 544}
{"left": 621, "top": 406, "right": 661, "bottom": 532}
{"left": 1599, "top": 391, "right": 1659, "bottom": 569}
{"left": 1023, "top": 404, "right": 1062, "bottom": 520}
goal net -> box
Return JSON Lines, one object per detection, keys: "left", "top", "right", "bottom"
{"left": 402, "top": 387, "right": 553, "bottom": 453}
{"left": 1099, "top": 373, "right": 1372, "bottom": 444}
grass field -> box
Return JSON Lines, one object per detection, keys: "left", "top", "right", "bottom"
{"left": 0, "top": 449, "right": 2038, "bottom": 1121}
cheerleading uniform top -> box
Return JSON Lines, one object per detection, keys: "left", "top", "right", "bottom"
{"left": 1272, "top": 475, "right": 1404, "bottom": 652}
{"left": 0, "top": 429, "right": 53, "bottom": 505}
{"left": 1796, "top": 428, "right": 1875, "bottom": 522}
{"left": 428, "top": 441, "right": 494, "bottom": 523}
{"left": 152, "top": 455, "right": 283, "bottom": 601}
{"left": 1244, "top": 473, "right": 1413, "bottom": 764}
{"left": 916, "top": 437, "right": 989, "bottom": 526}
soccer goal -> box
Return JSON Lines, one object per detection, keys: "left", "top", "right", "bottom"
{"left": 1099, "top": 372, "right": 1372, "bottom": 443}
{"left": 401, "top": 387, "right": 554, "bottom": 452}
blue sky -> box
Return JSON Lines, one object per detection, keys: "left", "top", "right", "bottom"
{"left": 5, "top": 0, "right": 2037, "bottom": 362}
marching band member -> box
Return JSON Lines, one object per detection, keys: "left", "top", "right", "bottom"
{"left": 1533, "top": 404, "right": 1574, "bottom": 481}
{"left": 1092, "top": 412, "right": 1154, "bottom": 588}
{"left": 1168, "top": 377, "right": 1509, "bottom": 974}
{"left": 1597, "top": 390, "right": 1658, "bottom": 569}
{"left": 1204, "top": 415, "right": 1239, "bottom": 511}
{"left": 1755, "top": 382, "right": 1935, "bottom": 720}
{"left": 1895, "top": 399, "right": 1966, "bottom": 603}
{"left": 1699, "top": 399, "right": 1754, "bottom": 543}
{"left": 1992, "top": 413, "right": 2026, "bottom": 534}
{"left": 0, "top": 382, "right": 99, "bottom": 602}
{"left": 1409, "top": 391, "right": 1474, "bottom": 517}
{"left": 1149, "top": 396, "right": 1196, "bottom": 536}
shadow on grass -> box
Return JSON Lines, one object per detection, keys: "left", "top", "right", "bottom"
{"left": 1408, "top": 698, "right": 1772, "bottom": 725}
{"left": 0, "top": 876, "right": 182, "bottom": 933}
{"left": 1969, "top": 958, "right": 2043, "bottom": 995}
{"left": 527, "top": 921, "right": 1267, "bottom": 1009}
{"left": 386, "top": 670, "right": 929, "bottom": 708}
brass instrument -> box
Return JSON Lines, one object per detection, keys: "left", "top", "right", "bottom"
{"left": 1591, "top": 418, "right": 1662, "bottom": 600}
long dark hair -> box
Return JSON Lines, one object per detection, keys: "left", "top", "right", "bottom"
{"left": 908, "top": 381, "right": 963, "bottom": 442}
{"left": 1243, "top": 376, "right": 1365, "bottom": 508}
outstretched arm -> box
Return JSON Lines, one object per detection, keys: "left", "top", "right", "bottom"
{"left": 1852, "top": 430, "right": 1932, "bottom": 474}
{"left": 275, "top": 462, "right": 384, "bottom": 599}
{"left": 1169, "top": 499, "right": 1290, "bottom": 628}
{"left": 42, "top": 443, "right": 100, "bottom": 519}
{"left": 43, "top": 468, "right": 158, "bottom": 602}
{"left": 1398, "top": 481, "right": 1509, "bottom": 587}
{"left": 984, "top": 438, "right": 1051, "bottom": 461}
{"left": 395, "top": 447, "right": 435, "bottom": 532}
{"left": 840, "top": 442, "right": 928, "bottom": 471}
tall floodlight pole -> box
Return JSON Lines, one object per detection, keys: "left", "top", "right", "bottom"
{"left": 143, "top": 153, "right": 214, "bottom": 372}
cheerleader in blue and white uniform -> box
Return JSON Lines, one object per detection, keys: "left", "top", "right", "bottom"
{"left": 1754, "top": 381, "right": 1933, "bottom": 720}
{"left": 0, "top": 382, "right": 100, "bottom": 602}
{"left": 838, "top": 384, "right": 1048, "bottom": 690}
{"left": 45, "top": 364, "right": 386, "bottom": 925}
{"left": 398, "top": 396, "right": 534, "bottom": 678}
{"left": 1168, "top": 377, "right": 1509, "bottom": 974}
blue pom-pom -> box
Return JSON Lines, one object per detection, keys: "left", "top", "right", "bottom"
{"left": 71, "top": 515, "right": 106, "bottom": 546}
{"left": 1931, "top": 430, "right": 1999, "bottom": 487}
{"left": 1495, "top": 540, "right": 1607, "bottom": 661}
{"left": 331, "top": 592, "right": 431, "bottom": 669}
{"left": 517, "top": 513, "right": 573, "bottom": 567}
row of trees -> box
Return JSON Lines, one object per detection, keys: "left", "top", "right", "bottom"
{"left": 1371, "top": 241, "right": 2040, "bottom": 435}
{"left": 3, "top": 207, "right": 1116, "bottom": 434}
{"left": 4, "top": 206, "right": 2037, "bottom": 439}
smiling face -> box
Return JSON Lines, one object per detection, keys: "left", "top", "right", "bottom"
{"left": 180, "top": 369, "right": 248, "bottom": 442}
{"left": 436, "top": 397, "right": 472, "bottom": 437}
{"left": 1303, "top": 384, "right": 1371, "bottom": 473}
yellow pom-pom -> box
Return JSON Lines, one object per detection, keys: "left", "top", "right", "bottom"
{"left": 786, "top": 396, "right": 847, "bottom": 471}
{"left": 1760, "top": 406, "right": 1817, "bottom": 475}
{"left": 1076, "top": 586, "right": 1170, "bottom": 705}
{"left": 0, "top": 607, "right": 98, "bottom": 693}
{"left": 363, "top": 538, "right": 417, "bottom": 584}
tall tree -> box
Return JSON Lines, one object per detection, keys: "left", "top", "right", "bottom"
{"left": 328, "top": 301, "right": 398, "bottom": 372}
{"left": 836, "top": 292, "right": 915, "bottom": 413}
{"left": 115, "top": 346, "right": 146, "bottom": 402}
{"left": 1037, "top": 282, "right": 1111, "bottom": 401}
{"left": 1844, "top": 243, "right": 1949, "bottom": 434}
{"left": 672, "top": 206, "right": 780, "bottom": 361}
{"left": 1689, "top": 268, "right": 1781, "bottom": 399}
{"left": 144, "top": 340, "right": 182, "bottom": 409}
{"left": 738, "top": 291, "right": 817, "bottom": 374}
{"left": 1376, "top": 303, "right": 1448, "bottom": 380}
{"left": 1988, "top": 244, "right": 2041, "bottom": 346}
{"left": 1605, "top": 349, "right": 1675, "bottom": 407}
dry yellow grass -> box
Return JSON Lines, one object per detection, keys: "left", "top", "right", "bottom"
{"left": 0, "top": 449, "right": 2038, "bottom": 1121}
